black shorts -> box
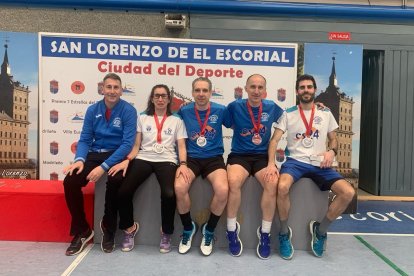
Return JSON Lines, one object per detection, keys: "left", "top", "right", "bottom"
{"left": 227, "top": 153, "right": 268, "bottom": 176}
{"left": 187, "top": 156, "right": 226, "bottom": 179}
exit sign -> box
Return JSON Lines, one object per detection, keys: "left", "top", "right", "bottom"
{"left": 328, "top": 32, "right": 351, "bottom": 41}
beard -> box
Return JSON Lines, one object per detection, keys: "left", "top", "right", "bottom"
{"left": 297, "top": 92, "right": 315, "bottom": 104}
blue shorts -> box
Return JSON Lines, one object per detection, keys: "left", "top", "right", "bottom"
{"left": 280, "top": 158, "right": 343, "bottom": 191}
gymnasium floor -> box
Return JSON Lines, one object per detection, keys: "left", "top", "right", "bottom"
{"left": 1, "top": 232, "right": 413, "bottom": 275}
{"left": 2, "top": 190, "right": 414, "bottom": 276}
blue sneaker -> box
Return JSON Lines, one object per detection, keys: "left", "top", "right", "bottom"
{"left": 226, "top": 221, "right": 243, "bottom": 257}
{"left": 310, "top": 220, "right": 327, "bottom": 257}
{"left": 200, "top": 223, "right": 215, "bottom": 256}
{"left": 256, "top": 227, "right": 271, "bottom": 260}
{"left": 178, "top": 221, "right": 198, "bottom": 254}
{"left": 279, "top": 226, "right": 294, "bottom": 260}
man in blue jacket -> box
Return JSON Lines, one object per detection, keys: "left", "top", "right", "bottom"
{"left": 63, "top": 73, "right": 137, "bottom": 256}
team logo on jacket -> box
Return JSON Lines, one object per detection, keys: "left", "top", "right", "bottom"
{"left": 50, "top": 141, "right": 59, "bottom": 155}
{"left": 164, "top": 128, "right": 173, "bottom": 136}
{"left": 113, "top": 117, "right": 122, "bottom": 128}
{"left": 190, "top": 126, "right": 217, "bottom": 140}
{"left": 209, "top": 115, "right": 218, "bottom": 124}
{"left": 261, "top": 112, "right": 269, "bottom": 122}
{"left": 313, "top": 116, "right": 322, "bottom": 124}
{"left": 50, "top": 80, "right": 59, "bottom": 94}
{"left": 50, "top": 110, "right": 58, "bottom": 124}
{"left": 240, "top": 125, "right": 266, "bottom": 137}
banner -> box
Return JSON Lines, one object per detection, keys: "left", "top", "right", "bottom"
{"left": 39, "top": 33, "right": 297, "bottom": 179}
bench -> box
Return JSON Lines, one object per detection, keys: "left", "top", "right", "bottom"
{"left": 94, "top": 176, "right": 328, "bottom": 251}
{"left": 0, "top": 179, "right": 94, "bottom": 242}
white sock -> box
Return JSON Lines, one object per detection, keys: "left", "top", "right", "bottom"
{"left": 227, "top": 217, "right": 237, "bottom": 231}
{"left": 261, "top": 220, "right": 272, "bottom": 233}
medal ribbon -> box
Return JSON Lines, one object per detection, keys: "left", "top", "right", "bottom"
{"left": 298, "top": 104, "right": 315, "bottom": 137}
{"left": 247, "top": 101, "right": 262, "bottom": 135}
{"left": 154, "top": 113, "right": 167, "bottom": 144}
{"left": 194, "top": 103, "right": 211, "bottom": 136}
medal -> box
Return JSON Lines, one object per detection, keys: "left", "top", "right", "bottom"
{"left": 302, "top": 137, "right": 314, "bottom": 148}
{"left": 194, "top": 103, "right": 211, "bottom": 147}
{"left": 196, "top": 136, "right": 207, "bottom": 147}
{"left": 154, "top": 112, "right": 167, "bottom": 153}
{"left": 299, "top": 104, "right": 315, "bottom": 148}
{"left": 247, "top": 101, "right": 263, "bottom": 146}
{"left": 252, "top": 133, "right": 262, "bottom": 145}
{"left": 152, "top": 143, "right": 165, "bottom": 153}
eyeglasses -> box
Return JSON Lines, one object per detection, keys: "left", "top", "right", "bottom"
{"left": 153, "top": 94, "right": 169, "bottom": 99}
{"left": 298, "top": 85, "right": 314, "bottom": 90}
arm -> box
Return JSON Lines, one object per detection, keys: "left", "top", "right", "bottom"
{"left": 175, "top": 138, "right": 191, "bottom": 184}
{"left": 320, "top": 130, "right": 337, "bottom": 168}
{"left": 108, "top": 132, "right": 142, "bottom": 177}
{"left": 74, "top": 106, "right": 94, "bottom": 163}
{"left": 264, "top": 128, "right": 284, "bottom": 182}
{"left": 100, "top": 106, "right": 138, "bottom": 170}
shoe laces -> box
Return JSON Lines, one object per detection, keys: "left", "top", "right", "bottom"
{"left": 203, "top": 230, "right": 214, "bottom": 246}
{"left": 181, "top": 230, "right": 192, "bottom": 245}
{"left": 161, "top": 233, "right": 171, "bottom": 244}
{"left": 260, "top": 232, "right": 270, "bottom": 246}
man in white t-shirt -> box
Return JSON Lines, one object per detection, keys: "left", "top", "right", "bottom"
{"left": 265, "top": 74, "right": 355, "bottom": 259}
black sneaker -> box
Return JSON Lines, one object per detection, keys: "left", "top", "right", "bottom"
{"left": 65, "top": 228, "right": 94, "bottom": 256}
{"left": 100, "top": 220, "right": 115, "bottom": 253}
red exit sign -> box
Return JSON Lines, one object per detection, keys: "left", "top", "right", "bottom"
{"left": 328, "top": 32, "right": 351, "bottom": 41}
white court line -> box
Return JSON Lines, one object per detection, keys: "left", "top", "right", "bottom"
{"left": 329, "top": 232, "right": 414, "bottom": 237}
{"left": 61, "top": 243, "right": 94, "bottom": 276}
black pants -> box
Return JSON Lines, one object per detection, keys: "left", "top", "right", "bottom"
{"left": 63, "top": 152, "right": 123, "bottom": 236}
{"left": 118, "top": 159, "right": 177, "bottom": 234}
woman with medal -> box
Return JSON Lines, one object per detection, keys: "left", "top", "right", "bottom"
{"left": 108, "top": 84, "right": 190, "bottom": 253}
{"left": 226, "top": 74, "right": 284, "bottom": 259}
{"left": 267, "top": 74, "right": 355, "bottom": 260}
{"left": 175, "top": 77, "right": 232, "bottom": 256}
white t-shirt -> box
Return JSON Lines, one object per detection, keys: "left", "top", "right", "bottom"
{"left": 275, "top": 105, "right": 338, "bottom": 164}
{"left": 137, "top": 112, "right": 187, "bottom": 163}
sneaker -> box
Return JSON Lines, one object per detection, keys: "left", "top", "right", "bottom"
{"left": 178, "top": 221, "right": 198, "bottom": 254}
{"left": 121, "top": 222, "right": 139, "bottom": 252}
{"left": 226, "top": 221, "right": 243, "bottom": 257}
{"left": 200, "top": 223, "right": 215, "bottom": 256}
{"left": 256, "top": 227, "right": 271, "bottom": 260}
{"left": 279, "top": 226, "right": 294, "bottom": 260}
{"left": 100, "top": 220, "right": 116, "bottom": 253}
{"left": 160, "top": 231, "right": 172, "bottom": 253}
{"left": 65, "top": 228, "right": 94, "bottom": 256}
{"left": 310, "top": 220, "right": 327, "bottom": 257}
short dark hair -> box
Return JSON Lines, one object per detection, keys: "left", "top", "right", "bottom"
{"left": 145, "top": 84, "right": 173, "bottom": 116}
{"left": 296, "top": 74, "right": 317, "bottom": 90}
{"left": 103, "top": 73, "right": 122, "bottom": 86}
{"left": 192, "top": 77, "right": 212, "bottom": 91}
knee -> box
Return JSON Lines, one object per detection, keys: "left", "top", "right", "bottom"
{"left": 277, "top": 182, "right": 290, "bottom": 197}
{"left": 342, "top": 185, "right": 356, "bottom": 202}
{"left": 227, "top": 176, "right": 242, "bottom": 192}
{"left": 215, "top": 185, "right": 229, "bottom": 202}
{"left": 174, "top": 180, "right": 187, "bottom": 198}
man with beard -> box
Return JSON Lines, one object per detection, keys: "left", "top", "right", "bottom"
{"left": 265, "top": 74, "right": 354, "bottom": 259}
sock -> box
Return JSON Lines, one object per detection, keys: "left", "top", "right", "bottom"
{"left": 227, "top": 217, "right": 237, "bottom": 232}
{"left": 318, "top": 216, "right": 332, "bottom": 236}
{"left": 179, "top": 212, "right": 193, "bottom": 231}
{"left": 261, "top": 220, "right": 272, "bottom": 233}
{"left": 206, "top": 212, "right": 221, "bottom": 232}
{"left": 280, "top": 219, "right": 289, "bottom": 234}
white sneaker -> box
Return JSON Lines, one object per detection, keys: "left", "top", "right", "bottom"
{"left": 200, "top": 223, "right": 215, "bottom": 256}
{"left": 178, "top": 221, "right": 198, "bottom": 254}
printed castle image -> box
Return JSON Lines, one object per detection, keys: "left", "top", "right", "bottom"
{"left": 315, "top": 57, "right": 354, "bottom": 176}
{"left": 0, "top": 44, "right": 37, "bottom": 179}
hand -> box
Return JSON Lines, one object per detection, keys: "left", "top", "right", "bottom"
{"left": 176, "top": 164, "right": 191, "bottom": 184}
{"left": 108, "top": 160, "right": 130, "bottom": 177}
{"left": 264, "top": 163, "right": 279, "bottom": 183}
{"left": 63, "top": 161, "right": 84, "bottom": 176}
{"left": 86, "top": 166, "right": 105, "bottom": 182}
{"left": 319, "top": 150, "right": 335, "bottom": 168}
